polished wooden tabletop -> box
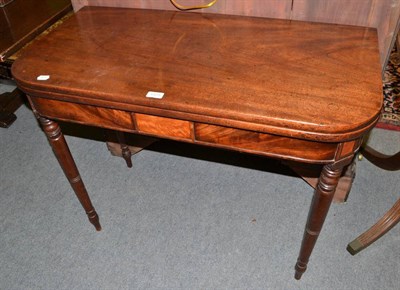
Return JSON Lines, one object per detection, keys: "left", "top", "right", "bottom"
{"left": 12, "top": 6, "right": 382, "bottom": 142}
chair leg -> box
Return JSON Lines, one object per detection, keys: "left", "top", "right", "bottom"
{"left": 347, "top": 145, "right": 400, "bottom": 255}
{"left": 347, "top": 197, "right": 400, "bottom": 255}
{"left": 361, "top": 145, "right": 400, "bottom": 171}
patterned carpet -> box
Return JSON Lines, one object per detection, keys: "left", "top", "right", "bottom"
{"left": 376, "top": 45, "right": 400, "bottom": 131}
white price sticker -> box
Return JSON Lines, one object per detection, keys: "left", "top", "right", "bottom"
{"left": 146, "top": 91, "right": 164, "bottom": 99}
{"left": 37, "top": 75, "right": 50, "bottom": 81}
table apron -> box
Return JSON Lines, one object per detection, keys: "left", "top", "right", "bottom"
{"left": 29, "top": 96, "right": 362, "bottom": 164}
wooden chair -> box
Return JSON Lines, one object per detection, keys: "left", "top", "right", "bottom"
{"left": 347, "top": 145, "right": 400, "bottom": 255}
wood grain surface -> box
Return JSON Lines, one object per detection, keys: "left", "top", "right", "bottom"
{"left": 12, "top": 7, "right": 382, "bottom": 142}
{"left": 194, "top": 123, "right": 338, "bottom": 162}
{"left": 72, "top": 0, "right": 292, "bottom": 19}
{"left": 32, "top": 97, "right": 135, "bottom": 131}
{"left": 29, "top": 96, "right": 341, "bottom": 163}
{"left": 71, "top": 0, "right": 400, "bottom": 69}
{"left": 136, "top": 113, "right": 192, "bottom": 139}
{"left": 291, "top": 0, "right": 399, "bottom": 67}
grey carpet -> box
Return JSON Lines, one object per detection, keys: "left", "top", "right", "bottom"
{"left": 1, "top": 81, "right": 399, "bottom": 289}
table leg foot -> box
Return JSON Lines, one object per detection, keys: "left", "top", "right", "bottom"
{"left": 116, "top": 131, "right": 132, "bottom": 168}
{"left": 294, "top": 261, "right": 307, "bottom": 280}
{"left": 87, "top": 209, "right": 102, "bottom": 231}
{"left": 294, "top": 163, "right": 343, "bottom": 279}
{"left": 38, "top": 116, "right": 102, "bottom": 231}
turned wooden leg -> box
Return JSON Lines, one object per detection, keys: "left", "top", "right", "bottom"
{"left": 116, "top": 131, "right": 132, "bottom": 168}
{"left": 295, "top": 163, "right": 343, "bottom": 280}
{"left": 39, "top": 117, "right": 101, "bottom": 231}
{"left": 284, "top": 156, "right": 356, "bottom": 204}
{"left": 347, "top": 197, "right": 400, "bottom": 255}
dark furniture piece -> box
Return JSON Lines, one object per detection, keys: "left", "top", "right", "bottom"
{"left": 12, "top": 7, "right": 382, "bottom": 279}
{"left": 347, "top": 146, "right": 400, "bottom": 255}
{"left": 0, "top": 0, "right": 72, "bottom": 128}
{"left": 0, "top": 0, "right": 14, "bottom": 7}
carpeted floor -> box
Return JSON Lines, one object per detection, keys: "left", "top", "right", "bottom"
{"left": 377, "top": 45, "right": 400, "bottom": 131}
{"left": 1, "top": 81, "right": 400, "bottom": 289}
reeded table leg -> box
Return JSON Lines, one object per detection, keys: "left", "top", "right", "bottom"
{"left": 295, "top": 163, "right": 343, "bottom": 280}
{"left": 39, "top": 117, "right": 101, "bottom": 231}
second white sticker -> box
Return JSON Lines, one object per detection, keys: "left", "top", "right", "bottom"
{"left": 146, "top": 91, "right": 164, "bottom": 99}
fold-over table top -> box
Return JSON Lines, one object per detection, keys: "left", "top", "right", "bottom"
{"left": 12, "top": 6, "right": 383, "bottom": 142}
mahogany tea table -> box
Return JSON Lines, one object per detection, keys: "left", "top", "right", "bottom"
{"left": 11, "top": 7, "right": 383, "bottom": 280}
